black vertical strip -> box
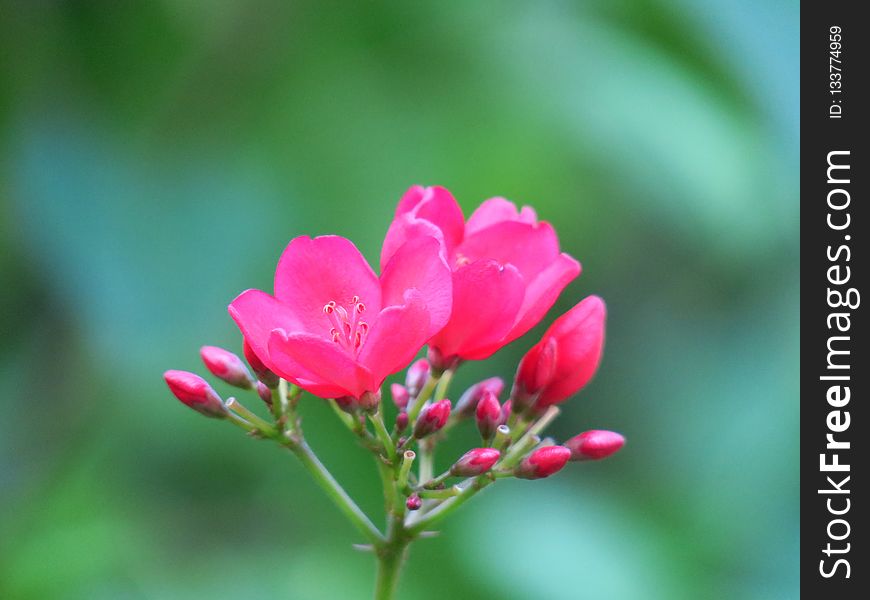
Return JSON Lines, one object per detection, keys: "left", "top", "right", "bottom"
{"left": 802, "top": 3, "right": 867, "bottom": 596}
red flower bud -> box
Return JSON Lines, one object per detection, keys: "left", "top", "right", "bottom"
{"left": 391, "top": 383, "right": 410, "bottom": 411}
{"left": 164, "top": 370, "right": 226, "bottom": 418}
{"left": 405, "top": 359, "right": 430, "bottom": 395}
{"left": 455, "top": 376, "right": 505, "bottom": 417}
{"left": 565, "top": 430, "right": 625, "bottom": 461}
{"left": 413, "top": 399, "right": 451, "bottom": 438}
{"left": 514, "top": 445, "right": 571, "bottom": 479}
{"left": 450, "top": 448, "right": 501, "bottom": 477}
{"left": 514, "top": 296, "right": 605, "bottom": 411}
{"left": 243, "top": 339, "right": 279, "bottom": 388}
{"left": 200, "top": 346, "right": 253, "bottom": 388}
{"left": 395, "top": 411, "right": 409, "bottom": 433}
{"left": 256, "top": 381, "right": 273, "bottom": 406}
{"left": 406, "top": 493, "right": 422, "bottom": 511}
{"left": 475, "top": 390, "right": 502, "bottom": 441}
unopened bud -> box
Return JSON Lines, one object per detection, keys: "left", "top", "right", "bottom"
{"left": 243, "top": 340, "right": 279, "bottom": 388}
{"left": 164, "top": 370, "right": 226, "bottom": 418}
{"left": 406, "top": 494, "right": 422, "bottom": 511}
{"left": 413, "top": 399, "right": 451, "bottom": 438}
{"left": 450, "top": 448, "right": 501, "bottom": 477}
{"left": 395, "top": 411, "right": 409, "bottom": 433}
{"left": 358, "top": 390, "right": 381, "bottom": 413}
{"left": 405, "top": 359, "right": 430, "bottom": 395}
{"left": 565, "top": 430, "right": 625, "bottom": 461}
{"left": 475, "top": 390, "right": 502, "bottom": 441}
{"left": 514, "top": 446, "right": 571, "bottom": 479}
{"left": 499, "top": 400, "right": 512, "bottom": 425}
{"left": 200, "top": 346, "right": 253, "bottom": 388}
{"left": 427, "top": 346, "right": 459, "bottom": 373}
{"left": 256, "top": 381, "right": 273, "bottom": 407}
{"left": 515, "top": 296, "right": 606, "bottom": 411}
{"left": 455, "top": 377, "right": 505, "bottom": 417}
{"left": 391, "top": 383, "right": 410, "bottom": 411}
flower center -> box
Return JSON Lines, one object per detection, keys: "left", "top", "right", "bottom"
{"left": 323, "top": 295, "right": 369, "bottom": 355}
{"left": 454, "top": 252, "right": 472, "bottom": 268}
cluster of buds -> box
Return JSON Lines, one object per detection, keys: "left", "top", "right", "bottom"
{"left": 164, "top": 184, "right": 625, "bottom": 600}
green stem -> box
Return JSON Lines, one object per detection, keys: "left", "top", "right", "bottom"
{"left": 418, "top": 440, "right": 434, "bottom": 484}
{"left": 417, "top": 486, "right": 460, "bottom": 500}
{"left": 374, "top": 538, "right": 409, "bottom": 600}
{"left": 502, "top": 406, "right": 561, "bottom": 466}
{"left": 370, "top": 411, "right": 396, "bottom": 462}
{"left": 396, "top": 451, "right": 415, "bottom": 492}
{"left": 288, "top": 440, "right": 384, "bottom": 545}
{"left": 433, "top": 368, "right": 453, "bottom": 402}
{"left": 226, "top": 398, "right": 275, "bottom": 434}
{"left": 406, "top": 374, "right": 438, "bottom": 424}
{"left": 408, "top": 476, "right": 493, "bottom": 535}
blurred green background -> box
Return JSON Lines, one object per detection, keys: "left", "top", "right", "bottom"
{"left": 0, "top": 1, "right": 798, "bottom": 598}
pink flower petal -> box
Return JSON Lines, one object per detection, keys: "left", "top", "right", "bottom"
{"left": 501, "top": 252, "right": 581, "bottom": 347}
{"left": 428, "top": 260, "right": 525, "bottom": 360}
{"left": 359, "top": 290, "right": 432, "bottom": 382}
{"left": 274, "top": 236, "right": 382, "bottom": 330}
{"left": 465, "top": 197, "right": 537, "bottom": 236}
{"left": 229, "top": 291, "right": 345, "bottom": 396}
{"left": 456, "top": 221, "right": 560, "bottom": 282}
{"left": 380, "top": 214, "right": 445, "bottom": 271}
{"left": 394, "top": 185, "right": 465, "bottom": 256}
{"left": 268, "top": 329, "right": 375, "bottom": 399}
{"left": 380, "top": 235, "right": 452, "bottom": 337}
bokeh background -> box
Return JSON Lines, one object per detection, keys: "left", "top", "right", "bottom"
{"left": 0, "top": 1, "right": 798, "bottom": 598}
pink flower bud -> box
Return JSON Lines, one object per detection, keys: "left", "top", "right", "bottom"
{"left": 358, "top": 390, "right": 381, "bottom": 413}
{"left": 450, "top": 448, "right": 501, "bottom": 477}
{"left": 514, "top": 446, "right": 571, "bottom": 479}
{"left": 475, "top": 390, "right": 502, "bottom": 441}
{"left": 427, "top": 346, "right": 459, "bottom": 372}
{"left": 391, "top": 383, "right": 410, "bottom": 411}
{"left": 405, "top": 359, "right": 430, "bottom": 394}
{"left": 395, "top": 411, "right": 409, "bottom": 433}
{"left": 514, "top": 296, "right": 606, "bottom": 411}
{"left": 565, "top": 430, "right": 625, "bottom": 461}
{"left": 200, "top": 345, "right": 253, "bottom": 389}
{"left": 243, "top": 340, "right": 279, "bottom": 388}
{"left": 164, "top": 370, "right": 226, "bottom": 418}
{"left": 499, "top": 400, "right": 512, "bottom": 426}
{"left": 455, "top": 376, "right": 505, "bottom": 417}
{"left": 413, "top": 399, "right": 451, "bottom": 438}
{"left": 256, "top": 381, "right": 273, "bottom": 406}
{"left": 406, "top": 494, "right": 422, "bottom": 511}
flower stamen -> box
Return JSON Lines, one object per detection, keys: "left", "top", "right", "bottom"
{"left": 323, "top": 295, "right": 370, "bottom": 356}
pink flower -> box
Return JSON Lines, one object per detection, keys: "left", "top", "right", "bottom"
{"left": 404, "top": 358, "right": 430, "bottom": 394}
{"left": 454, "top": 376, "right": 505, "bottom": 417}
{"left": 390, "top": 383, "right": 410, "bottom": 411}
{"left": 565, "top": 430, "right": 625, "bottom": 461}
{"left": 413, "top": 399, "right": 451, "bottom": 438}
{"left": 450, "top": 448, "right": 501, "bottom": 477}
{"left": 514, "top": 446, "right": 572, "bottom": 479}
{"left": 514, "top": 295, "right": 606, "bottom": 411}
{"left": 200, "top": 345, "right": 253, "bottom": 388}
{"left": 243, "top": 339, "right": 279, "bottom": 387}
{"left": 475, "top": 390, "right": 502, "bottom": 441}
{"left": 229, "top": 235, "right": 452, "bottom": 401}
{"left": 381, "top": 186, "right": 581, "bottom": 364}
{"left": 164, "top": 370, "right": 226, "bottom": 418}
